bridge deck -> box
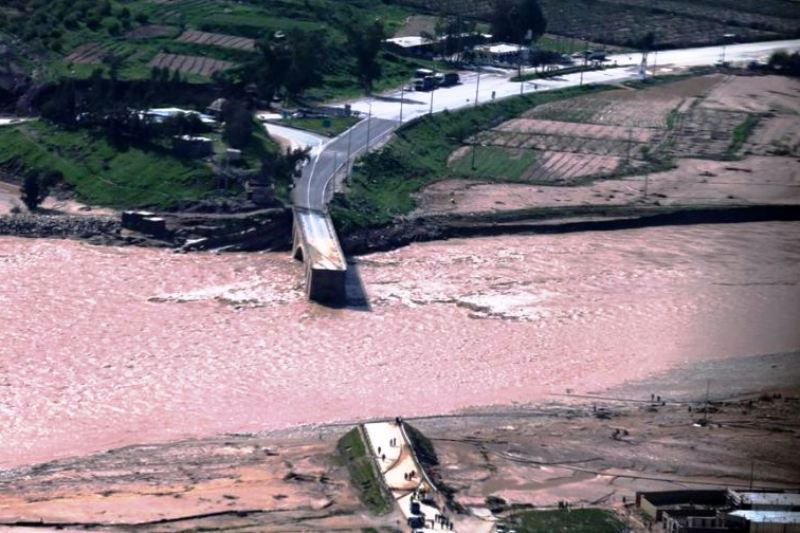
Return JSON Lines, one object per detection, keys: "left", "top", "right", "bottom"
{"left": 294, "top": 208, "right": 346, "bottom": 272}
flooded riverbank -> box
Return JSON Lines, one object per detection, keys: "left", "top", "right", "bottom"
{"left": 1, "top": 221, "right": 798, "bottom": 468}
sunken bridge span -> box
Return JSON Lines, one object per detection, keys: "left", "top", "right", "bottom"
{"left": 291, "top": 207, "right": 347, "bottom": 304}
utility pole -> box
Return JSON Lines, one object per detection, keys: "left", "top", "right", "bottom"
{"left": 399, "top": 82, "right": 405, "bottom": 123}
{"left": 626, "top": 128, "right": 633, "bottom": 164}
{"left": 471, "top": 67, "right": 481, "bottom": 170}
{"left": 720, "top": 33, "right": 735, "bottom": 65}
{"left": 365, "top": 101, "right": 372, "bottom": 150}
{"left": 429, "top": 72, "right": 435, "bottom": 115}
{"left": 652, "top": 49, "right": 658, "bottom": 77}
{"left": 579, "top": 38, "right": 588, "bottom": 86}
{"left": 346, "top": 123, "right": 353, "bottom": 180}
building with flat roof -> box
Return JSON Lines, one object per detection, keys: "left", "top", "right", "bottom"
{"left": 728, "top": 510, "right": 800, "bottom": 532}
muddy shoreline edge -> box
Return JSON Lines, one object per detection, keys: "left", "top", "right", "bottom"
{"left": 2, "top": 204, "right": 799, "bottom": 254}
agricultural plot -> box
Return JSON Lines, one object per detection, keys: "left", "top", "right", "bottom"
{"left": 148, "top": 52, "right": 235, "bottom": 77}
{"left": 393, "top": 0, "right": 799, "bottom": 48}
{"left": 464, "top": 97, "right": 675, "bottom": 183}
{"left": 65, "top": 43, "right": 110, "bottom": 64}
{"left": 176, "top": 30, "right": 255, "bottom": 51}
{"left": 125, "top": 25, "right": 178, "bottom": 40}
{"left": 453, "top": 75, "right": 751, "bottom": 185}
{"left": 666, "top": 108, "right": 751, "bottom": 159}
{"left": 450, "top": 146, "right": 537, "bottom": 181}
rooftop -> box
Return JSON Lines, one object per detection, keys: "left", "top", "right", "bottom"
{"left": 729, "top": 510, "right": 800, "bottom": 524}
{"left": 729, "top": 490, "right": 800, "bottom": 508}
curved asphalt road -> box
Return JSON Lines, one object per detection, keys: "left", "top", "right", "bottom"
{"left": 284, "top": 39, "right": 800, "bottom": 274}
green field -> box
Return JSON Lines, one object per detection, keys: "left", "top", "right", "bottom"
{"left": 0, "top": 121, "right": 237, "bottom": 208}
{"left": 336, "top": 428, "right": 393, "bottom": 515}
{"left": 1, "top": 0, "right": 427, "bottom": 98}
{"left": 331, "top": 84, "right": 611, "bottom": 231}
{"left": 450, "top": 146, "right": 536, "bottom": 181}
{"left": 506, "top": 509, "right": 626, "bottom": 533}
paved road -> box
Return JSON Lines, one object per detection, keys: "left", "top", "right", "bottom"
{"left": 283, "top": 38, "right": 800, "bottom": 274}
{"left": 291, "top": 117, "right": 396, "bottom": 211}
{"left": 347, "top": 39, "right": 800, "bottom": 122}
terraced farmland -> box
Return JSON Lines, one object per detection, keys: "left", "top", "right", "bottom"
{"left": 455, "top": 75, "right": 740, "bottom": 184}
{"left": 65, "top": 43, "right": 110, "bottom": 64}
{"left": 148, "top": 52, "right": 234, "bottom": 76}
{"left": 395, "top": 0, "right": 800, "bottom": 48}
{"left": 176, "top": 30, "right": 255, "bottom": 51}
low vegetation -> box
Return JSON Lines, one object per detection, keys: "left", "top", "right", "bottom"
{"left": 336, "top": 428, "right": 393, "bottom": 515}
{"left": 450, "top": 146, "right": 537, "bottom": 180}
{"left": 504, "top": 508, "right": 626, "bottom": 532}
{"left": 728, "top": 114, "right": 759, "bottom": 156}
{"left": 0, "top": 121, "right": 218, "bottom": 208}
{"left": 0, "top": 0, "right": 432, "bottom": 101}
{"left": 331, "top": 85, "right": 610, "bottom": 231}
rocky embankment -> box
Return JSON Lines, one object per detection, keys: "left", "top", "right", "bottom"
{"left": 0, "top": 214, "right": 126, "bottom": 244}
{"left": 0, "top": 206, "right": 295, "bottom": 251}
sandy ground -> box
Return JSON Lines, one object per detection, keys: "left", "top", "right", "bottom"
{"left": 414, "top": 155, "right": 800, "bottom": 215}
{"left": 1, "top": 352, "right": 797, "bottom": 531}
{"left": 0, "top": 181, "right": 116, "bottom": 216}
{"left": 417, "top": 74, "right": 800, "bottom": 216}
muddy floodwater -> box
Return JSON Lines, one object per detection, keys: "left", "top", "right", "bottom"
{"left": 1, "top": 222, "right": 799, "bottom": 468}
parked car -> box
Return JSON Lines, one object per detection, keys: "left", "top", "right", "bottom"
{"left": 442, "top": 72, "right": 460, "bottom": 86}
{"left": 414, "top": 67, "right": 434, "bottom": 79}
{"left": 415, "top": 76, "right": 435, "bottom": 91}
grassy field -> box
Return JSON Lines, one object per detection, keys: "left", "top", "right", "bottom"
{"left": 450, "top": 146, "right": 536, "bottom": 181}
{"left": 505, "top": 509, "right": 626, "bottom": 533}
{"left": 0, "top": 120, "right": 245, "bottom": 209}
{"left": 331, "top": 84, "right": 610, "bottom": 231}
{"left": 1, "top": 0, "right": 426, "bottom": 99}
{"left": 336, "top": 428, "right": 393, "bottom": 515}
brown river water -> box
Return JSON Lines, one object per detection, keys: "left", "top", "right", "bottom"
{"left": 1, "top": 222, "right": 799, "bottom": 468}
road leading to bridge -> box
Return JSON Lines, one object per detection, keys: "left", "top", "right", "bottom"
{"left": 283, "top": 38, "right": 800, "bottom": 303}
{"left": 291, "top": 117, "right": 397, "bottom": 211}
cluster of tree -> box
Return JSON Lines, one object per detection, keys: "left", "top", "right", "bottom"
{"left": 489, "top": 0, "right": 547, "bottom": 44}
{"left": 20, "top": 169, "right": 62, "bottom": 211}
{"left": 39, "top": 67, "right": 193, "bottom": 126}
{"left": 420, "top": 14, "right": 477, "bottom": 63}
{"left": 0, "top": 0, "right": 147, "bottom": 52}
{"left": 245, "top": 29, "right": 330, "bottom": 103}
{"left": 234, "top": 15, "right": 386, "bottom": 101}
{"left": 343, "top": 18, "right": 386, "bottom": 92}
{"left": 768, "top": 50, "right": 800, "bottom": 76}
{"left": 40, "top": 75, "right": 217, "bottom": 149}
{"left": 222, "top": 100, "right": 254, "bottom": 150}
{"left": 258, "top": 146, "right": 311, "bottom": 185}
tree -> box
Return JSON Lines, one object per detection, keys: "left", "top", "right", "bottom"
{"left": 40, "top": 81, "right": 76, "bottom": 126}
{"left": 283, "top": 29, "right": 329, "bottom": 98}
{"left": 489, "top": 0, "right": 547, "bottom": 44}
{"left": 252, "top": 34, "right": 292, "bottom": 103}
{"left": 344, "top": 17, "right": 385, "bottom": 93}
{"left": 20, "top": 170, "right": 59, "bottom": 211}
{"left": 260, "top": 146, "right": 310, "bottom": 184}
{"left": 223, "top": 101, "right": 253, "bottom": 150}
